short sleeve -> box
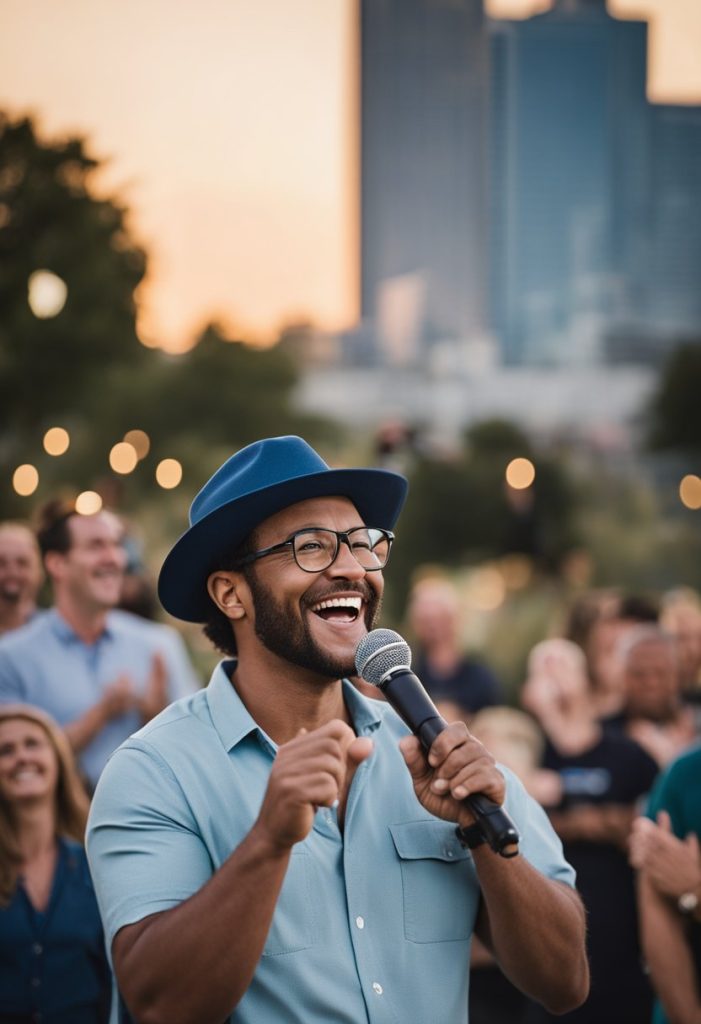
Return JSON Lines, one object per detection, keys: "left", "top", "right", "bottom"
{"left": 86, "top": 741, "right": 214, "bottom": 956}
{"left": 503, "top": 765, "right": 577, "bottom": 888}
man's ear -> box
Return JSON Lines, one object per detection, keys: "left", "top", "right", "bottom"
{"left": 43, "top": 550, "right": 66, "bottom": 583}
{"left": 207, "top": 571, "right": 248, "bottom": 620}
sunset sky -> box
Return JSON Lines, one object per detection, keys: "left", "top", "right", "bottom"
{"left": 1, "top": 0, "right": 700, "bottom": 351}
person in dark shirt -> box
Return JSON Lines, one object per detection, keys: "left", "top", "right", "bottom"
{"left": 0, "top": 703, "right": 111, "bottom": 1023}
{"left": 407, "top": 576, "right": 503, "bottom": 719}
{"left": 521, "top": 639, "right": 659, "bottom": 1024}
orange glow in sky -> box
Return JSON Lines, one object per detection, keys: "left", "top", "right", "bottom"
{"left": 1, "top": 0, "right": 700, "bottom": 352}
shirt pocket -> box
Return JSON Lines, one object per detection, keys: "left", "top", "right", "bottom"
{"left": 262, "top": 846, "right": 318, "bottom": 956}
{"left": 389, "top": 819, "right": 478, "bottom": 944}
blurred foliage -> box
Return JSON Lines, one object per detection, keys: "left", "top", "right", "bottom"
{"left": 0, "top": 113, "right": 339, "bottom": 520}
{"left": 384, "top": 419, "right": 579, "bottom": 617}
{"left": 646, "top": 340, "right": 701, "bottom": 453}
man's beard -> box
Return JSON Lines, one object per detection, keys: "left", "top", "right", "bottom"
{"left": 245, "top": 570, "right": 381, "bottom": 680}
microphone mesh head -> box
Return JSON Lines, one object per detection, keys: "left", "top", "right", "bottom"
{"left": 355, "top": 629, "right": 412, "bottom": 687}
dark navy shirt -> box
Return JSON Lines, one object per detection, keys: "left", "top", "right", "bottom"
{"left": 0, "top": 838, "right": 111, "bottom": 1023}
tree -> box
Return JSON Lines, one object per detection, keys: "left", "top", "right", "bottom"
{"left": 387, "top": 420, "right": 578, "bottom": 609}
{"left": 0, "top": 113, "right": 148, "bottom": 513}
{"left": 0, "top": 114, "right": 340, "bottom": 518}
{"left": 646, "top": 341, "right": 701, "bottom": 454}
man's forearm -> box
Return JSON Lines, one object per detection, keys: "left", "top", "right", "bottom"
{"left": 475, "top": 851, "right": 589, "bottom": 1014}
{"left": 113, "top": 825, "right": 292, "bottom": 1024}
{"left": 638, "top": 873, "right": 701, "bottom": 1024}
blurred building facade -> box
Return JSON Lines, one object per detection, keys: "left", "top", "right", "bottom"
{"left": 357, "top": 0, "right": 701, "bottom": 373}
{"left": 490, "top": 0, "right": 701, "bottom": 367}
{"left": 299, "top": 0, "right": 701, "bottom": 443}
{"left": 360, "top": 0, "right": 489, "bottom": 365}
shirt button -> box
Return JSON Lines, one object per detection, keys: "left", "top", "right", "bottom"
{"left": 355, "top": 915, "right": 365, "bottom": 929}
{"left": 372, "top": 982, "right": 383, "bottom": 995}
{"left": 446, "top": 848, "right": 455, "bottom": 858}
{"left": 31, "top": 977, "right": 41, "bottom": 988}
{"left": 33, "top": 943, "right": 43, "bottom": 955}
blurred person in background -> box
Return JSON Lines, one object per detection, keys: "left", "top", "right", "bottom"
{"left": 660, "top": 588, "right": 701, "bottom": 704}
{"left": 468, "top": 705, "right": 562, "bottom": 1024}
{"left": 406, "top": 576, "right": 503, "bottom": 720}
{"left": 521, "top": 637, "right": 658, "bottom": 1024}
{"left": 629, "top": 745, "right": 701, "bottom": 1024}
{"left": 0, "top": 522, "right": 44, "bottom": 637}
{"left": 0, "top": 703, "right": 111, "bottom": 1023}
{"left": 0, "top": 500, "right": 199, "bottom": 791}
{"left": 613, "top": 625, "right": 696, "bottom": 768}
{"left": 565, "top": 589, "right": 659, "bottom": 722}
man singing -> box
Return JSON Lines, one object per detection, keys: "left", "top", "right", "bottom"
{"left": 87, "top": 435, "right": 588, "bottom": 1024}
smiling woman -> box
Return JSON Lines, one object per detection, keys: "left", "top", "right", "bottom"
{"left": 0, "top": 704, "right": 112, "bottom": 1023}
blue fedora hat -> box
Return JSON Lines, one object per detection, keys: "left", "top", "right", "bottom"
{"left": 158, "top": 435, "right": 409, "bottom": 622}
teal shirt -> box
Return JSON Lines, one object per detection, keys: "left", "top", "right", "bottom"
{"left": 646, "top": 745, "right": 701, "bottom": 1024}
{"left": 87, "top": 662, "right": 575, "bottom": 1024}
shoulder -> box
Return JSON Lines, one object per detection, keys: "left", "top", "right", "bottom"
{"left": 657, "top": 743, "right": 701, "bottom": 791}
{"left": 0, "top": 611, "right": 52, "bottom": 655}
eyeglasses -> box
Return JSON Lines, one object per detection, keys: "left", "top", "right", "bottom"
{"left": 234, "top": 527, "right": 394, "bottom": 574}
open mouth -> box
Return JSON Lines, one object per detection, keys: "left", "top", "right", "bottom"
{"left": 310, "top": 596, "right": 363, "bottom": 624}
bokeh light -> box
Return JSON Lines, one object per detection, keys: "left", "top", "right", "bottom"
{"left": 27, "top": 270, "right": 68, "bottom": 319}
{"left": 123, "top": 429, "right": 151, "bottom": 460}
{"left": 75, "top": 491, "right": 103, "bottom": 515}
{"left": 12, "top": 464, "right": 39, "bottom": 497}
{"left": 679, "top": 474, "right": 701, "bottom": 510}
{"left": 109, "top": 442, "right": 138, "bottom": 475}
{"left": 505, "top": 457, "right": 536, "bottom": 490}
{"left": 43, "top": 426, "right": 70, "bottom": 456}
{"left": 156, "top": 458, "right": 183, "bottom": 489}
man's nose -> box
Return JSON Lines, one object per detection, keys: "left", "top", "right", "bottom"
{"left": 329, "top": 538, "right": 367, "bottom": 578}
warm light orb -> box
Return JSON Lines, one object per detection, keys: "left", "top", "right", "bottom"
{"left": 27, "top": 270, "right": 68, "bottom": 319}
{"left": 123, "top": 429, "right": 151, "bottom": 460}
{"left": 43, "top": 426, "right": 70, "bottom": 456}
{"left": 679, "top": 474, "right": 701, "bottom": 510}
{"left": 109, "top": 442, "right": 138, "bottom": 475}
{"left": 12, "top": 464, "right": 39, "bottom": 497}
{"left": 156, "top": 458, "right": 183, "bottom": 489}
{"left": 75, "top": 491, "right": 103, "bottom": 515}
{"left": 505, "top": 457, "right": 536, "bottom": 490}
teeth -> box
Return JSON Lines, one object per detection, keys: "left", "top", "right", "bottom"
{"left": 312, "top": 596, "right": 362, "bottom": 612}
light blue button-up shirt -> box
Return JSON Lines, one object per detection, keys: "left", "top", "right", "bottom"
{"left": 0, "top": 608, "right": 200, "bottom": 788}
{"left": 87, "top": 662, "right": 575, "bottom": 1024}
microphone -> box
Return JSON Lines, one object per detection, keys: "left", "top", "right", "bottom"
{"left": 355, "top": 628, "right": 520, "bottom": 858}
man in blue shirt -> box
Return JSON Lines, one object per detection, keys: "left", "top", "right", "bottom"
{"left": 0, "top": 500, "right": 199, "bottom": 789}
{"left": 86, "top": 436, "right": 588, "bottom": 1024}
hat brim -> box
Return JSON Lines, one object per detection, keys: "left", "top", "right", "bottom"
{"left": 158, "top": 467, "right": 408, "bottom": 622}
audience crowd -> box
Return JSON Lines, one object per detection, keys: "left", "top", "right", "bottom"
{"left": 1, "top": 499, "right": 700, "bottom": 1022}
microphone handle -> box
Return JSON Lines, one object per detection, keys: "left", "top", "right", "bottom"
{"left": 418, "top": 716, "right": 520, "bottom": 858}
{"left": 382, "top": 674, "right": 520, "bottom": 858}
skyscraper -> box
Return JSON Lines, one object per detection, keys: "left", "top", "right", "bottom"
{"left": 489, "top": 0, "right": 650, "bottom": 365}
{"left": 360, "top": 0, "right": 489, "bottom": 362}
{"left": 489, "top": 0, "right": 701, "bottom": 367}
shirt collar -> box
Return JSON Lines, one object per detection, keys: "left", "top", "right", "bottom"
{"left": 47, "top": 607, "right": 114, "bottom": 645}
{"left": 205, "top": 660, "right": 388, "bottom": 755}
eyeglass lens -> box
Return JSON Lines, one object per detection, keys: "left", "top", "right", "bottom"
{"left": 291, "top": 528, "right": 390, "bottom": 572}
